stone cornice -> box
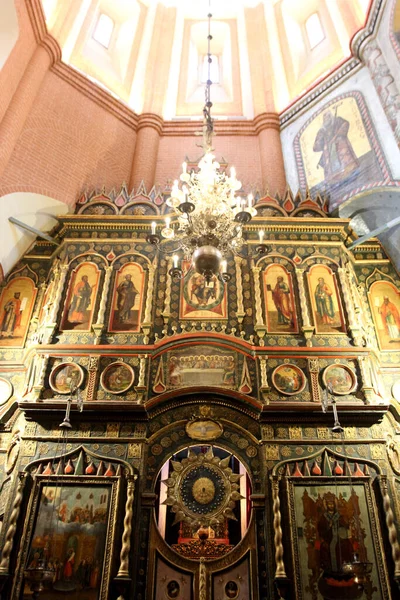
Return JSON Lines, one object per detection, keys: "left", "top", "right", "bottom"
{"left": 26, "top": 0, "right": 62, "bottom": 64}
{"left": 136, "top": 113, "right": 164, "bottom": 135}
{"left": 351, "top": 0, "right": 385, "bottom": 59}
{"left": 52, "top": 62, "right": 139, "bottom": 129}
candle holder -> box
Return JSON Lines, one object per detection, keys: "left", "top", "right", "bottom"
{"left": 146, "top": 233, "right": 161, "bottom": 245}
{"left": 168, "top": 267, "right": 184, "bottom": 280}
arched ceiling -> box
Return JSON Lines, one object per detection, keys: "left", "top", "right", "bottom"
{"left": 40, "top": 1, "right": 371, "bottom": 118}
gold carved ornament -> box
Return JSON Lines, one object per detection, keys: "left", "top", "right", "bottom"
{"left": 162, "top": 447, "right": 243, "bottom": 530}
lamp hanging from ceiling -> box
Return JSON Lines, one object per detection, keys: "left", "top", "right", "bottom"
{"left": 147, "top": 3, "right": 267, "bottom": 282}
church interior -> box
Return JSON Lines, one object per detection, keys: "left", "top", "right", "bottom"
{"left": 1, "top": 1, "right": 400, "bottom": 599}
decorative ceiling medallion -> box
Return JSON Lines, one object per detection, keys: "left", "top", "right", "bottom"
{"left": 162, "top": 447, "right": 242, "bottom": 529}
{"left": 185, "top": 419, "right": 223, "bottom": 441}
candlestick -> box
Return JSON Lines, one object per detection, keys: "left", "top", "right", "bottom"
{"left": 151, "top": 222, "right": 156, "bottom": 235}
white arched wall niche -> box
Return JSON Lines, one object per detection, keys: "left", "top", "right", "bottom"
{"left": 0, "top": 0, "right": 19, "bottom": 70}
{"left": 339, "top": 188, "right": 400, "bottom": 272}
{"left": 0, "top": 193, "right": 69, "bottom": 278}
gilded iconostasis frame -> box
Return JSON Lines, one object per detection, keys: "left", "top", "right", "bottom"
{"left": 2, "top": 446, "right": 137, "bottom": 600}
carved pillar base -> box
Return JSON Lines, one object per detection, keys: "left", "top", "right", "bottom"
{"left": 349, "top": 326, "right": 364, "bottom": 347}
{"left": 255, "top": 326, "right": 267, "bottom": 346}
{"left": 302, "top": 326, "right": 314, "bottom": 347}
{"left": 362, "top": 386, "right": 376, "bottom": 405}
{"left": 260, "top": 387, "right": 270, "bottom": 404}
{"left": 141, "top": 323, "right": 151, "bottom": 344}
{"left": 134, "top": 386, "right": 146, "bottom": 403}
{"left": 92, "top": 324, "right": 104, "bottom": 345}
{"left": 237, "top": 311, "right": 246, "bottom": 324}
{"left": 274, "top": 576, "right": 291, "bottom": 599}
{"left": 42, "top": 324, "right": 56, "bottom": 345}
{"left": 114, "top": 575, "right": 131, "bottom": 600}
{"left": 161, "top": 311, "right": 170, "bottom": 325}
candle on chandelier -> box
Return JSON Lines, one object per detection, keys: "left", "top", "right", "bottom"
{"left": 166, "top": 217, "right": 171, "bottom": 230}
{"left": 230, "top": 166, "right": 236, "bottom": 179}
{"left": 173, "top": 255, "right": 179, "bottom": 268}
{"left": 247, "top": 194, "right": 253, "bottom": 208}
{"left": 182, "top": 162, "right": 187, "bottom": 173}
{"left": 151, "top": 221, "right": 156, "bottom": 235}
{"left": 221, "top": 260, "right": 227, "bottom": 273}
{"left": 259, "top": 230, "right": 264, "bottom": 242}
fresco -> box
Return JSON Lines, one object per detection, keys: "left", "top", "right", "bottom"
{"left": 24, "top": 484, "right": 111, "bottom": 600}
{"left": 109, "top": 263, "right": 144, "bottom": 332}
{"left": 296, "top": 95, "right": 386, "bottom": 209}
{"left": 369, "top": 280, "right": 400, "bottom": 350}
{"left": 272, "top": 364, "right": 306, "bottom": 396}
{"left": 308, "top": 265, "right": 346, "bottom": 334}
{"left": 180, "top": 264, "right": 227, "bottom": 320}
{"left": 0, "top": 277, "right": 37, "bottom": 348}
{"left": 61, "top": 263, "right": 100, "bottom": 331}
{"left": 167, "top": 346, "right": 235, "bottom": 388}
{"left": 263, "top": 264, "right": 298, "bottom": 333}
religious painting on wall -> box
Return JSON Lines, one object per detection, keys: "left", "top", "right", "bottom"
{"left": 308, "top": 265, "right": 346, "bottom": 334}
{"left": 0, "top": 277, "right": 37, "bottom": 347}
{"left": 180, "top": 263, "right": 227, "bottom": 320}
{"left": 323, "top": 364, "right": 357, "bottom": 395}
{"left": 263, "top": 264, "right": 298, "bottom": 333}
{"left": 288, "top": 481, "right": 391, "bottom": 600}
{"left": 108, "top": 263, "right": 145, "bottom": 332}
{"left": 295, "top": 94, "right": 388, "bottom": 211}
{"left": 49, "top": 362, "right": 84, "bottom": 394}
{"left": 100, "top": 362, "right": 135, "bottom": 394}
{"left": 61, "top": 263, "right": 100, "bottom": 331}
{"left": 167, "top": 346, "right": 236, "bottom": 389}
{"left": 369, "top": 280, "right": 400, "bottom": 350}
{"left": 17, "top": 479, "right": 119, "bottom": 600}
{"left": 272, "top": 364, "right": 306, "bottom": 396}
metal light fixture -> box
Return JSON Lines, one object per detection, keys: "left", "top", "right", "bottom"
{"left": 147, "top": 4, "right": 268, "bottom": 283}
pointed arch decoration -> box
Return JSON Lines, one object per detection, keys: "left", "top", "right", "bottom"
{"left": 1, "top": 446, "right": 137, "bottom": 600}
{"left": 270, "top": 446, "right": 399, "bottom": 599}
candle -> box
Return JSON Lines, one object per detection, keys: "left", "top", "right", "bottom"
{"left": 166, "top": 217, "right": 171, "bottom": 229}
{"left": 259, "top": 230, "right": 264, "bottom": 242}
{"left": 236, "top": 197, "right": 241, "bottom": 210}
{"left": 247, "top": 194, "right": 253, "bottom": 208}
{"left": 182, "top": 162, "right": 187, "bottom": 173}
{"left": 173, "top": 255, "right": 179, "bottom": 268}
{"left": 230, "top": 166, "right": 236, "bottom": 179}
{"left": 221, "top": 260, "right": 227, "bottom": 273}
{"left": 151, "top": 221, "right": 156, "bottom": 235}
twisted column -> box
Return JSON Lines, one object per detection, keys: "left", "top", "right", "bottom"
{"left": 161, "top": 258, "right": 172, "bottom": 324}
{"left": 338, "top": 266, "right": 363, "bottom": 346}
{"left": 199, "top": 557, "right": 207, "bottom": 600}
{"left": 234, "top": 256, "right": 245, "bottom": 323}
{"left": 96, "top": 266, "right": 113, "bottom": 325}
{"left": 0, "top": 472, "right": 28, "bottom": 574}
{"left": 117, "top": 474, "right": 138, "bottom": 578}
{"left": 380, "top": 476, "right": 400, "bottom": 581}
{"left": 48, "top": 264, "right": 69, "bottom": 325}
{"left": 295, "top": 268, "right": 313, "bottom": 346}
{"left": 271, "top": 477, "right": 287, "bottom": 579}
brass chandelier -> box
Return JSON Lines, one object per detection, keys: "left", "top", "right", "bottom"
{"left": 147, "top": 5, "right": 267, "bottom": 282}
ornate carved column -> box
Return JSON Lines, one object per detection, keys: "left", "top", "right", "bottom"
{"left": 359, "top": 39, "right": 400, "bottom": 145}
{"left": 116, "top": 474, "right": 138, "bottom": 581}
{"left": 379, "top": 475, "right": 400, "bottom": 587}
{"left": 252, "top": 264, "right": 266, "bottom": 344}
{"left": 338, "top": 265, "right": 363, "bottom": 346}
{"left": 85, "top": 356, "right": 100, "bottom": 402}
{"left": 161, "top": 258, "right": 172, "bottom": 324}
{"left": 31, "top": 353, "right": 49, "bottom": 400}
{"left": 135, "top": 355, "right": 148, "bottom": 402}
{"left": 43, "top": 262, "right": 69, "bottom": 343}
{"left": 234, "top": 256, "right": 246, "bottom": 323}
{"left": 295, "top": 268, "right": 314, "bottom": 346}
{"left": 0, "top": 472, "right": 28, "bottom": 577}
{"left": 358, "top": 355, "right": 376, "bottom": 405}
{"left": 307, "top": 358, "right": 321, "bottom": 403}
{"left": 271, "top": 476, "right": 290, "bottom": 597}
{"left": 259, "top": 356, "right": 270, "bottom": 404}
{"left": 142, "top": 259, "right": 157, "bottom": 343}
{"left": 93, "top": 265, "right": 113, "bottom": 343}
